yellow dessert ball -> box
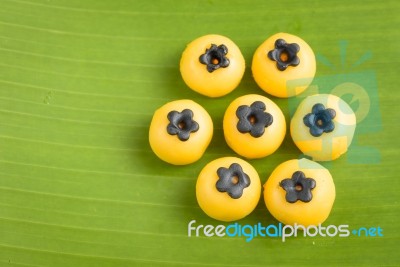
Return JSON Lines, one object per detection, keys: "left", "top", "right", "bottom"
{"left": 196, "top": 157, "right": 261, "bottom": 222}
{"left": 149, "top": 99, "right": 213, "bottom": 165}
{"left": 252, "top": 32, "right": 316, "bottom": 98}
{"left": 223, "top": 94, "right": 286, "bottom": 159}
{"left": 290, "top": 94, "right": 356, "bottom": 161}
{"left": 264, "top": 159, "right": 335, "bottom": 226}
{"left": 180, "top": 34, "right": 245, "bottom": 97}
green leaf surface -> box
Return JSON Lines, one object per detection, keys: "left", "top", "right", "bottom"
{"left": 1, "top": 0, "right": 399, "bottom": 266}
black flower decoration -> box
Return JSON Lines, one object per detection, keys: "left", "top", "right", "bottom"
{"left": 199, "top": 44, "right": 230, "bottom": 73}
{"left": 236, "top": 101, "right": 273, "bottom": 138}
{"left": 267, "top": 39, "right": 300, "bottom": 71}
{"left": 216, "top": 163, "right": 250, "bottom": 199}
{"left": 167, "top": 109, "right": 199, "bottom": 141}
{"left": 280, "top": 171, "right": 316, "bottom": 203}
{"left": 303, "top": 103, "right": 336, "bottom": 137}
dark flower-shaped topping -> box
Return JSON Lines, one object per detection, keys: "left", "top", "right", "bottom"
{"left": 199, "top": 44, "right": 230, "bottom": 73}
{"left": 167, "top": 109, "right": 199, "bottom": 141}
{"left": 303, "top": 103, "right": 336, "bottom": 137}
{"left": 267, "top": 39, "right": 300, "bottom": 71}
{"left": 216, "top": 163, "right": 250, "bottom": 199}
{"left": 236, "top": 101, "right": 273, "bottom": 138}
{"left": 280, "top": 171, "right": 316, "bottom": 203}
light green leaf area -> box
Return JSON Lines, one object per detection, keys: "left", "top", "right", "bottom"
{"left": 0, "top": 0, "right": 399, "bottom": 266}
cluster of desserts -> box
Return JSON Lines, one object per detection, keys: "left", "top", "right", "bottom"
{"left": 149, "top": 33, "right": 356, "bottom": 226}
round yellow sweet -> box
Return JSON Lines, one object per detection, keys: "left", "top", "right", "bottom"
{"left": 264, "top": 159, "right": 335, "bottom": 226}
{"left": 223, "top": 94, "right": 286, "bottom": 159}
{"left": 290, "top": 94, "right": 356, "bottom": 161}
{"left": 180, "top": 34, "right": 245, "bottom": 98}
{"left": 252, "top": 32, "right": 316, "bottom": 98}
{"left": 149, "top": 99, "right": 213, "bottom": 165}
{"left": 196, "top": 157, "right": 261, "bottom": 222}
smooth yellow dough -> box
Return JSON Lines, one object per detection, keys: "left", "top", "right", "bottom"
{"left": 180, "top": 34, "right": 245, "bottom": 97}
{"left": 196, "top": 157, "right": 261, "bottom": 222}
{"left": 290, "top": 94, "right": 356, "bottom": 161}
{"left": 149, "top": 99, "right": 213, "bottom": 165}
{"left": 264, "top": 159, "right": 335, "bottom": 226}
{"left": 223, "top": 94, "right": 286, "bottom": 159}
{"left": 252, "top": 32, "right": 316, "bottom": 98}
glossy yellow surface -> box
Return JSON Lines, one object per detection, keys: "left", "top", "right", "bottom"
{"left": 223, "top": 94, "right": 286, "bottom": 159}
{"left": 196, "top": 157, "right": 261, "bottom": 222}
{"left": 252, "top": 32, "right": 316, "bottom": 98}
{"left": 264, "top": 159, "right": 335, "bottom": 226}
{"left": 180, "top": 34, "right": 245, "bottom": 97}
{"left": 149, "top": 99, "right": 213, "bottom": 165}
{"left": 291, "top": 94, "right": 356, "bottom": 161}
